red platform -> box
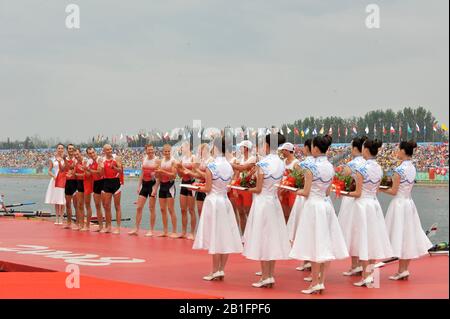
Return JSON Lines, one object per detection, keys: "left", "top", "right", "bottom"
{"left": 0, "top": 218, "right": 448, "bottom": 299}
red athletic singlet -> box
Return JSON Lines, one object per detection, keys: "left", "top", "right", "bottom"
{"left": 65, "top": 157, "right": 76, "bottom": 180}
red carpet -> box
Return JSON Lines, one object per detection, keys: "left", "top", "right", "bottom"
{"left": 0, "top": 218, "right": 448, "bottom": 299}
{"left": 0, "top": 272, "right": 219, "bottom": 299}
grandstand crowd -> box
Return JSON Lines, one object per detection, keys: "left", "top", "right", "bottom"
{"left": 0, "top": 143, "right": 448, "bottom": 173}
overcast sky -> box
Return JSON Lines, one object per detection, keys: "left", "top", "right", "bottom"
{"left": 0, "top": 0, "right": 448, "bottom": 142}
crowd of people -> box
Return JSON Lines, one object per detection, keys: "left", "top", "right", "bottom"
{"left": 39, "top": 134, "right": 434, "bottom": 295}
{"left": 1, "top": 142, "right": 448, "bottom": 173}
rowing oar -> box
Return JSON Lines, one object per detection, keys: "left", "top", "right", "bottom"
{"left": 0, "top": 211, "right": 53, "bottom": 217}
{"left": 4, "top": 202, "right": 36, "bottom": 208}
{"left": 374, "top": 223, "right": 438, "bottom": 268}
{"left": 63, "top": 215, "right": 131, "bottom": 223}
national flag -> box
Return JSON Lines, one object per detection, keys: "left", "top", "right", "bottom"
{"left": 352, "top": 126, "right": 357, "bottom": 134}
{"left": 433, "top": 123, "right": 438, "bottom": 132}
{"left": 301, "top": 130, "right": 305, "bottom": 137}
{"left": 442, "top": 124, "right": 449, "bottom": 131}
{"left": 383, "top": 125, "right": 387, "bottom": 135}
{"left": 407, "top": 124, "right": 412, "bottom": 134}
{"left": 294, "top": 127, "right": 300, "bottom": 136}
{"left": 286, "top": 126, "right": 292, "bottom": 134}
{"left": 390, "top": 125, "right": 396, "bottom": 134}
{"left": 416, "top": 123, "right": 420, "bottom": 132}
{"left": 365, "top": 126, "right": 369, "bottom": 134}
{"left": 345, "top": 127, "right": 348, "bottom": 136}
{"left": 319, "top": 127, "right": 324, "bottom": 134}
{"left": 304, "top": 127, "right": 310, "bottom": 135}
{"left": 312, "top": 128, "right": 318, "bottom": 136}
{"left": 328, "top": 127, "right": 333, "bottom": 135}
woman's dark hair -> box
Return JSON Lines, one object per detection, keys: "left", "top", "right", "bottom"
{"left": 265, "top": 132, "right": 286, "bottom": 147}
{"left": 351, "top": 136, "right": 368, "bottom": 153}
{"left": 399, "top": 140, "right": 418, "bottom": 156}
{"left": 212, "top": 136, "right": 227, "bottom": 155}
{"left": 304, "top": 139, "right": 312, "bottom": 152}
{"left": 56, "top": 143, "right": 65, "bottom": 148}
{"left": 363, "top": 138, "right": 383, "bottom": 156}
{"left": 312, "top": 135, "right": 332, "bottom": 154}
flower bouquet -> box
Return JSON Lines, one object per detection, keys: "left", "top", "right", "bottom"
{"left": 332, "top": 173, "right": 356, "bottom": 197}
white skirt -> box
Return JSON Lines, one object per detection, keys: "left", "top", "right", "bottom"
{"left": 348, "top": 196, "right": 393, "bottom": 260}
{"left": 243, "top": 194, "right": 291, "bottom": 261}
{"left": 286, "top": 195, "right": 305, "bottom": 241}
{"left": 385, "top": 196, "right": 433, "bottom": 259}
{"left": 193, "top": 192, "right": 243, "bottom": 254}
{"left": 44, "top": 178, "right": 66, "bottom": 205}
{"left": 338, "top": 196, "right": 355, "bottom": 249}
{"left": 290, "top": 196, "right": 349, "bottom": 263}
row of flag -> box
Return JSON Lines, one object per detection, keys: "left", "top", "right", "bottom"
{"left": 93, "top": 123, "right": 449, "bottom": 144}
{"left": 283, "top": 123, "right": 448, "bottom": 137}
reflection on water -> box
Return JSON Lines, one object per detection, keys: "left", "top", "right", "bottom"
{"left": 1, "top": 176, "right": 448, "bottom": 244}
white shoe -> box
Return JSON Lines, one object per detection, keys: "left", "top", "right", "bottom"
{"left": 301, "top": 284, "right": 324, "bottom": 294}
{"left": 354, "top": 276, "right": 374, "bottom": 287}
{"left": 343, "top": 266, "right": 363, "bottom": 276}
{"left": 128, "top": 229, "right": 139, "bottom": 236}
{"left": 112, "top": 228, "right": 120, "bottom": 235}
{"left": 252, "top": 277, "right": 275, "bottom": 288}
{"left": 389, "top": 271, "right": 410, "bottom": 281}
{"left": 255, "top": 271, "right": 262, "bottom": 276}
{"left": 144, "top": 231, "right": 153, "bottom": 237}
{"left": 296, "top": 262, "right": 312, "bottom": 271}
{"left": 304, "top": 276, "right": 312, "bottom": 282}
{"left": 203, "top": 271, "right": 224, "bottom": 281}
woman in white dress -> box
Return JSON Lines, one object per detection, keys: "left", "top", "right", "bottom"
{"left": 380, "top": 140, "right": 433, "bottom": 280}
{"left": 45, "top": 143, "right": 66, "bottom": 225}
{"left": 343, "top": 138, "right": 394, "bottom": 287}
{"left": 193, "top": 137, "right": 243, "bottom": 281}
{"left": 243, "top": 133, "right": 291, "bottom": 288}
{"left": 337, "top": 136, "right": 367, "bottom": 276}
{"left": 286, "top": 139, "right": 314, "bottom": 272}
{"left": 290, "top": 135, "right": 349, "bottom": 295}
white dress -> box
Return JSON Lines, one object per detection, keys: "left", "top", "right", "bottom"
{"left": 44, "top": 157, "right": 66, "bottom": 205}
{"left": 338, "top": 156, "right": 366, "bottom": 249}
{"left": 348, "top": 159, "right": 393, "bottom": 261}
{"left": 243, "top": 154, "right": 291, "bottom": 261}
{"left": 286, "top": 156, "right": 314, "bottom": 241}
{"left": 290, "top": 156, "right": 349, "bottom": 263}
{"left": 385, "top": 160, "right": 433, "bottom": 259}
{"left": 193, "top": 156, "right": 243, "bottom": 254}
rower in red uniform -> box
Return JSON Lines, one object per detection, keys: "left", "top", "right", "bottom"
{"left": 86, "top": 147, "right": 105, "bottom": 232}
{"left": 63, "top": 144, "right": 78, "bottom": 230}
{"left": 73, "top": 149, "right": 86, "bottom": 230}
{"left": 128, "top": 144, "right": 160, "bottom": 236}
{"left": 100, "top": 144, "right": 123, "bottom": 234}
